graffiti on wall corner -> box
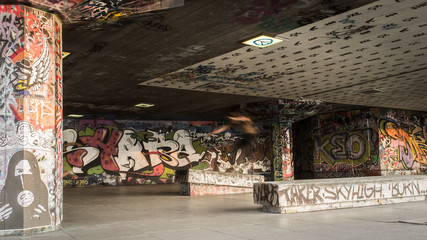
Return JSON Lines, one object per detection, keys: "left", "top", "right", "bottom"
{"left": 379, "top": 118, "right": 427, "bottom": 169}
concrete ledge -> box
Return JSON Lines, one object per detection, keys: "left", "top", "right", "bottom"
{"left": 0, "top": 225, "right": 55, "bottom": 237}
{"left": 180, "top": 183, "right": 254, "bottom": 196}
{"left": 253, "top": 175, "right": 427, "bottom": 213}
{"left": 176, "top": 169, "right": 264, "bottom": 196}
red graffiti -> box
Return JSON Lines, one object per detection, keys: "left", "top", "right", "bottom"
{"left": 66, "top": 149, "right": 86, "bottom": 167}
{"left": 0, "top": 5, "right": 24, "bottom": 17}
{"left": 54, "top": 19, "right": 63, "bottom": 179}
{"left": 69, "top": 0, "right": 85, "bottom": 8}
{"left": 80, "top": 129, "right": 123, "bottom": 171}
{"left": 26, "top": 11, "right": 44, "bottom": 45}
{"left": 126, "top": 165, "right": 166, "bottom": 183}
{"left": 136, "top": 163, "right": 164, "bottom": 177}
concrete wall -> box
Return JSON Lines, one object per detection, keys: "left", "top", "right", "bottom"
{"left": 293, "top": 108, "right": 427, "bottom": 179}
{"left": 63, "top": 118, "right": 273, "bottom": 186}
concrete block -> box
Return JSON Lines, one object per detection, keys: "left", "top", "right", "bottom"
{"left": 177, "top": 169, "right": 264, "bottom": 196}
{"left": 254, "top": 175, "right": 427, "bottom": 213}
{"left": 180, "top": 183, "right": 254, "bottom": 196}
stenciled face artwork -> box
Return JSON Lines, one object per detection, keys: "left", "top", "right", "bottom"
{"left": 0, "top": 150, "right": 52, "bottom": 230}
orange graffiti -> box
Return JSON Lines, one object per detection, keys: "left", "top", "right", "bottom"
{"left": 381, "top": 120, "right": 427, "bottom": 165}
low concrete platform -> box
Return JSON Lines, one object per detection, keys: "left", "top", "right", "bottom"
{"left": 2, "top": 184, "right": 427, "bottom": 240}
{"left": 254, "top": 175, "right": 427, "bottom": 213}
{"left": 176, "top": 169, "right": 264, "bottom": 196}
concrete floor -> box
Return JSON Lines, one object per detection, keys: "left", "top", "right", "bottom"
{"left": 3, "top": 184, "right": 427, "bottom": 240}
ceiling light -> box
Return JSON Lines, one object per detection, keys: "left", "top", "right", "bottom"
{"left": 243, "top": 35, "right": 283, "bottom": 48}
{"left": 135, "top": 103, "right": 155, "bottom": 108}
{"left": 67, "top": 114, "right": 84, "bottom": 118}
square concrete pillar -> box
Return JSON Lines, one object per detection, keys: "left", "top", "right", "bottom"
{"left": 272, "top": 121, "right": 293, "bottom": 181}
{"left": 0, "top": 5, "right": 62, "bottom": 235}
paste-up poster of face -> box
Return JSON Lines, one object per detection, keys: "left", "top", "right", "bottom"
{"left": 0, "top": 150, "right": 52, "bottom": 230}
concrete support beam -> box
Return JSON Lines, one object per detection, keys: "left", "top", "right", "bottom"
{"left": 0, "top": 5, "right": 62, "bottom": 236}
{"left": 272, "top": 121, "right": 293, "bottom": 181}
{"left": 254, "top": 175, "right": 427, "bottom": 213}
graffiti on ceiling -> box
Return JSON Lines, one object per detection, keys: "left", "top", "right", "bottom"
{"left": 6, "top": 0, "right": 184, "bottom": 24}
{"left": 242, "top": 99, "right": 332, "bottom": 122}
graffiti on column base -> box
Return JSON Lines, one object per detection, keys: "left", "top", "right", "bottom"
{"left": 253, "top": 183, "right": 279, "bottom": 207}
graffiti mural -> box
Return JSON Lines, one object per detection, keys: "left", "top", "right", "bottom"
{"left": 2, "top": 0, "right": 185, "bottom": 26}
{"left": 1, "top": 6, "right": 57, "bottom": 129}
{"left": 293, "top": 108, "right": 427, "bottom": 179}
{"left": 314, "top": 128, "right": 378, "bottom": 166}
{"left": 308, "top": 109, "right": 381, "bottom": 178}
{"left": 379, "top": 110, "right": 427, "bottom": 174}
{"left": 0, "top": 5, "right": 62, "bottom": 232}
{"left": 63, "top": 0, "right": 184, "bottom": 24}
{"left": 242, "top": 99, "right": 330, "bottom": 181}
{"left": 63, "top": 119, "right": 272, "bottom": 186}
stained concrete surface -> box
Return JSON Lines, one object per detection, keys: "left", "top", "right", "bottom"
{"left": 3, "top": 184, "right": 427, "bottom": 240}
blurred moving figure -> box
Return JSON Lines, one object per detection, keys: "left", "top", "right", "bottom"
{"left": 212, "top": 112, "right": 259, "bottom": 147}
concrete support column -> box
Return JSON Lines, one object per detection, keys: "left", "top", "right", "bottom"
{"left": 272, "top": 121, "right": 293, "bottom": 181}
{"left": 0, "top": 5, "right": 62, "bottom": 235}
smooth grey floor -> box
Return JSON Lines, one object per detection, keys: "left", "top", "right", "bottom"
{"left": 3, "top": 184, "right": 427, "bottom": 240}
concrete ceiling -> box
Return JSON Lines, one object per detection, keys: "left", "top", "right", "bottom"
{"left": 60, "top": 0, "right": 427, "bottom": 119}
{"left": 6, "top": 0, "right": 185, "bottom": 23}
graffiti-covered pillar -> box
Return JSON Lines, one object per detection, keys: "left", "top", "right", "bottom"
{"left": 272, "top": 121, "right": 293, "bottom": 181}
{"left": 0, "top": 5, "right": 62, "bottom": 235}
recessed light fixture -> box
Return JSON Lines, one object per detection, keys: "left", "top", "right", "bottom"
{"left": 67, "top": 114, "right": 84, "bottom": 118}
{"left": 243, "top": 35, "right": 284, "bottom": 48}
{"left": 135, "top": 103, "right": 155, "bottom": 108}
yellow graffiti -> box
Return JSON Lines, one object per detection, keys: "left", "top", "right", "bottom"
{"left": 314, "top": 130, "right": 374, "bottom": 167}
{"left": 98, "top": 10, "right": 133, "bottom": 23}
{"left": 380, "top": 119, "right": 427, "bottom": 165}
